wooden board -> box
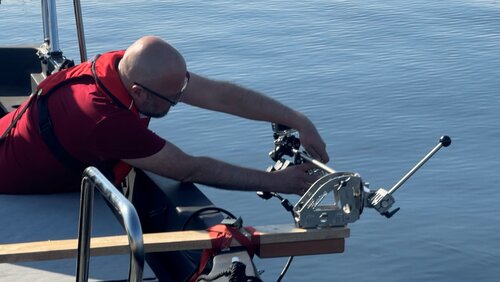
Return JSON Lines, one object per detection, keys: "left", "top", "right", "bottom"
{"left": 0, "top": 224, "right": 349, "bottom": 263}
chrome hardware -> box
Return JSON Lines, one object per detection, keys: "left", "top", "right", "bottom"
{"left": 264, "top": 123, "right": 452, "bottom": 228}
{"left": 293, "top": 171, "right": 364, "bottom": 228}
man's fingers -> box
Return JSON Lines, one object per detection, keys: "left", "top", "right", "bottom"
{"left": 306, "top": 146, "right": 321, "bottom": 160}
{"left": 296, "top": 162, "right": 316, "bottom": 171}
{"left": 304, "top": 144, "right": 329, "bottom": 163}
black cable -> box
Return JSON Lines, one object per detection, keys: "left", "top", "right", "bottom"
{"left": 276, "top": 256, "right": 293, "bottom": 282}
{"left": 182, "top": 206, "right": 237, "bottom": 231}
{"left": 258, "top": 192, "right": 296, "bottom": 282}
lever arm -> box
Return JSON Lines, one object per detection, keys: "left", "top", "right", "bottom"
{"left": 292, "top": 149, "right": 335, "bottom": 174}
{"left": 387, "top": 136, "right": 451, "bottom": 195}
{"left": 369, "top": 135, "right": 451, "bottom": 218}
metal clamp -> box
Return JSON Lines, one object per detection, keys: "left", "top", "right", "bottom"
{"left": 293, "top": 172, "right": 364, "bottom": 228}
{"left": 264, "top": 124, "right": 452, "bottom": 228}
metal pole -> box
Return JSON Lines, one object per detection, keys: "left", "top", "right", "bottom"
{"left": 73, "top": 0, "right": 88, "bottom": 62}
{"left": 41, "top": 0, "right": 50, "bottom": 44}
{"left": 293, "top": 149, "right": 336, "bottom": 174}
{"left": 46, "top": 0, "right": 61, "bottom": 53}
{"left": 387, "top": 136, "right": 451, "bottom": 195}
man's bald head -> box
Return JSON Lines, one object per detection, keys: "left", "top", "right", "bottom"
{"left": 119, "top": 36, "right": 186, "bottom": 88}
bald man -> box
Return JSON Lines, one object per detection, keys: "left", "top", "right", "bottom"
{"left": 0, "top": 36, "right": 328, "bottom": 194}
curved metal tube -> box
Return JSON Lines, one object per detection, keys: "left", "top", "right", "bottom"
{"left": 76, "top": 167, "right": 144, "bottom": 282}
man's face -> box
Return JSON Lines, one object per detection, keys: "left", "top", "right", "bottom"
{"left": 138, "top": 94, "right": 172, "bottom": 118}
{"left": 133, "top": 72, "right": 190, "bottom": 118}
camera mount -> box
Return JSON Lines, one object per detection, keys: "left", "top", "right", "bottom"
{"left": 264, "top": 124, "right": 451, "bottom": 228}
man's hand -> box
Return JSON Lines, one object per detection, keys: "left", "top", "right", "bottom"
{"left": 271, "top": 163, "right": 320, "bottom": 195}
{"left": 296, "top": 118, "right": 330, "bottom": 163}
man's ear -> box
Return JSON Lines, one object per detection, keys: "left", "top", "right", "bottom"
{"left": 130, "top": 84, "right": 147, "bottom": 102}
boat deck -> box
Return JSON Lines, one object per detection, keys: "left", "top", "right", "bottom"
{"left": 0, "top": 192, "right": 156, "bottom": 281}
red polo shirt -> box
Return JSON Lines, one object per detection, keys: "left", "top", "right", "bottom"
{"left": 0, "top": 58, "right": 165, "bottom": 194}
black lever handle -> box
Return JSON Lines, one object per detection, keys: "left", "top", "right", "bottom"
{"left": 440, "top": 135, "right": 452, "bottom": 147}
{"left": 387, "top": 135, "right": 452, "bottom": 195}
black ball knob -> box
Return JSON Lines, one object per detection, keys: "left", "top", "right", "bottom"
{"left": 440, "top": 135, "right": 452, "bottom": 147}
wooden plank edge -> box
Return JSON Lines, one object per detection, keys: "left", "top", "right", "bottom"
{"left": 0, "top": 224, "right": 349, "bottom": 263}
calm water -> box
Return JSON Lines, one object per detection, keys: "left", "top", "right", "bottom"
{"left": 1, "top": 0, "right": 499, "bottom": 281}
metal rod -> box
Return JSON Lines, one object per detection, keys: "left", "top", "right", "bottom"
{"left": 293, "top": 149, "right": 336, "bottom": 174}
{"left": 46, "top": 0, "right": 61, "bottom": 53}
{"left": 76, "top": 167, "right": 144, "bottom": 282}
{"left": 41, "top": 0, "right": 50, "bottom": 44}
{"left": 387, "top": 136, "right": 451, "bottom": 195}
{"left": 72, "top": 0, "right": 87, "bottom": 62}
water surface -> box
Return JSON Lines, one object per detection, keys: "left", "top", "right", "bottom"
{"left": 1, "top": 1, "right": 499, "bottom": 281}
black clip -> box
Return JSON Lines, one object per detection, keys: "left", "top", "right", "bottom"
{"left": 382, "top": 207, "right": 400, "bottom": 218}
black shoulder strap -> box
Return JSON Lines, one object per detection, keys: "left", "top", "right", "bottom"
{"left": 91, "top": 54, "right": 127, "bottom": 109}
{"left": 0, "top": 93, "right": 36, "bottom": 143}
{"left": 37, "top": 93, "right": 85, "bottom": 173}
{"left": 33, "top": 58, "right": 99, "bottom": 172}
{"left": 33, "top": 56, "right": 125, "bottom": 179}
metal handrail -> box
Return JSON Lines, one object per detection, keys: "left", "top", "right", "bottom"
{"left": 76, "top": 167, "right": 144, "bottom": 282}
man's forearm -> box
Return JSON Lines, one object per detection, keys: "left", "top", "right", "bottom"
{"left": 183, "top": 73, "right": 329, "bottom": 162}
{"left": 179, "top": 156, "right": 277, "bottom": 192}
{"left": 124, "top": 136, "right": 316, "bottom": 195}
{"left": 125, "top": 142, "right": 276, "bottom": 192}
{"left": 183, "top": 73, "right": 307, "bottom": 129}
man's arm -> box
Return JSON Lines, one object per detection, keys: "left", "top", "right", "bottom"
{"left": 181, "top": 73, "right": 329, "bottom": 163}
{"left": 123, "top": 140, "right": 318, "bottom": 195}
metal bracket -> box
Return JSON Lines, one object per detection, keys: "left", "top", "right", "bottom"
{"left": 293, "top": 172, "right": 364, "bottom": 228}
{"left": 366, "top": 188, "right": 399, "bottom": 218}
{"left": 265, "top": 124, "right": 452, "bottom": 228}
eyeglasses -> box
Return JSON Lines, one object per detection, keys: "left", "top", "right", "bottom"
{"left": 134, "top": 72, "right": 190, "bottom": 106}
